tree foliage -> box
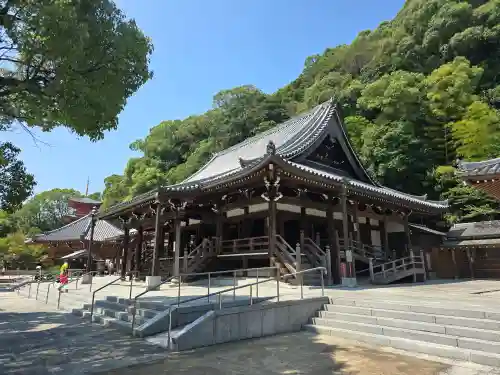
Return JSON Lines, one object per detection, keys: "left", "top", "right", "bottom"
{"left": 0, "top": 142, "right": 35, "bottom": 212}
{"left": 0, "top": 0, "right": 153, "bottom": 140}
{"left": 101, "top": 0, "right": 500, "bottom": 225}
{"left": 14, "top": 188, "right": 83, "bottom": 233}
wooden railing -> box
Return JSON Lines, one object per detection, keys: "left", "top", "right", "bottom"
{"left": 369, "top": 250, "right": 426, "bottom": 283}
{"left": 274, "top": 235, "right": 297, "bottom": 276}
{"left": 339, "top": 239, "right": 386, "bottom": 262}
{"left": 220, "top": 236, "right": 269, "bottom": 255}
{"left": 303, "top": 238, "right": 326, "bottom": 268}
{"left": 183, "top": 238, "right": 215, "bottom": 273}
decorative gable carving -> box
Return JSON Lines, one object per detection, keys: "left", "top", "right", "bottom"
{"left": 305, "top": 136, "right": 357, "bottom": 177}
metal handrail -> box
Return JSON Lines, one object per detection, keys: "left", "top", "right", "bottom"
{"left": 158, "top": 266, "right": 326, "bottom": 346}
{"left": 67, "top": 270, "right": 100, "bottom": 291}
{"left": 87, "top": 271, "right": 140, "bottom": 320}
{"left": 130, "top": 265, "right": 279, "bottom": 332}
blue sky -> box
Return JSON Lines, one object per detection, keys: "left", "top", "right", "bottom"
{"left": 4, "top": 0, "right": 405, "bottom": 195}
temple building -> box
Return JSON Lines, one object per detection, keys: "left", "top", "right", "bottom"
{"left": 96, "top": 99, "right": 448, "bottom": 285}
{"left": 62, "top": 196, "right": 103, "bottom": 224}
{"left": 436, "top": 158, "right": 500, "bottom": 279}
{"left": 31, "top": 209, "right": 124, "bottom": 267}
{"left": 457, "top": 158, "right": 500, "bottom": 200}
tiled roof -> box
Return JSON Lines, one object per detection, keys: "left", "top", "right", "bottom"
{"left": 447, "top": 220, "right": 500, "bottom": 240}
{"left": 287, "top": 162, "right": 448, "bottom": 210}
{"left": 99, "top": 99, "right": 448, "bottom": 217}
{"left": 32, "top": 214, "right": 123, "bottom": 243}
{"left": 458, "top": 158, "right": 500, "bottom": 178}
{"left": 183, "top": 101, "right": 335, "bottom": 183}
{"left": 70, "top": 197, "right": 102, "bottom": 205}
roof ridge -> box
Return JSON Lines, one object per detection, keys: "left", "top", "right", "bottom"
{"left": 459, "top": 157, "right": 500, "bottom": 170}
{"left": 35, "top": 213, "right": 91, "bottom": 237}
{"left": 214, "top": 101, "right": 328, "bottom": 157}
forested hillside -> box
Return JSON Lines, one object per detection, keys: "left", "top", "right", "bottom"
{"left": 101, "top": 0, "right": 500, "bottom": 224}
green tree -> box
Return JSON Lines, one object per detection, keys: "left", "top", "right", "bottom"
{"left": 15, "top": 188, "right": 82, "bottom": 233}
{"left": 0, "top": 142, "right": 35, "bottom": 212}
{"left": 0, "top": 231, "right": 46, "bottom": 269}
{"left": 0, "top": 0, "right": 153, "bottom": 140}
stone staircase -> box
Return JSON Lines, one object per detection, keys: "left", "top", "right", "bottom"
{"left": 305, "top": 297, "right": 500, "bottom": 367}
{"left": 72, "top": 296, "right": 164, "bottom": 334}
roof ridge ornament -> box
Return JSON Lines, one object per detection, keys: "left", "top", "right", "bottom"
{"left": 266, "top": 140, "right": 276, "bottom": 156}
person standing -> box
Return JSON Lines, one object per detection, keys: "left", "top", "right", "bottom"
{"left": 58, "top": 261, "right": 69, "bottom": 292}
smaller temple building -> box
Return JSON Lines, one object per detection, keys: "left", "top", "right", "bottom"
{"left": 441, "top": 221, "right": 500, "bottom": 279}
{"left": 31, "top": 210, "right": 124, "bottom": 267}
{"left": 62, "top": 197, "right": 103, "bottom": 224}
{"left": 458, "top": 158, "right": 500, "bottom": 200}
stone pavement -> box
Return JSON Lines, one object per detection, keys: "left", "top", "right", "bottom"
{"left": 5, "top": 278, "right": 500, "bottom": 374}
{"left": 98, "top": 331, "right": 500, "bottom": 375}
{"left": 0, "top": 292, "right": 167, "bottom": 375}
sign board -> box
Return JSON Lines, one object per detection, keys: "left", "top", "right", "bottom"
{"left": 346, "top": 249, "right": 353, "bottom": 263}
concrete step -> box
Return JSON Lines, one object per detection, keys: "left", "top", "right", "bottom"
{"left": 311, "top": 316, "right": 500, "bottom": 351}
{"left": 323, "top": 304, "right": 500, "bottom": 331}
{"left": 328, "top": 298, "right": 500, "bottom": 320}
{"left": 305, "top": 324, "right": 500, "bottom": 367}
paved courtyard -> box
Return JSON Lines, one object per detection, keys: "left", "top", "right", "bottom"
{"left": 3, "top": 278, "right": 500, "bottom": 374}
{"left": 0, "top": 293, "right": 167, "bottom": 375}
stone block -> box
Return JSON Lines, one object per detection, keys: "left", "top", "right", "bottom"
{"left": 261, "top": 307, "right": 276, "bottom": 336}
{"left": 382, "top": 327, "right": 457, "bottom": 347}
{"left": 145, "top": 276, "right": 161, "bottom": 290}
{"left": 274, "top": 306, "right": 290, "bottom": 334}
{"left": 446, "top": 326, "right": 500, "bottom": 342}
{"left": 436, "top": 315, "right": 500, "bottom": 330}
{"left": 373, "top": 309, "right": 436, "bottom": 323}
{"left": 469, "top": 351, "right": 500, "bottom": 367}
{"left": 80, "top": 273, "right": 92, "bottom": 285}
{"left": 458, "top": 337, "right": 500, "bottom": 354}
{"left": 244, "top": 310, "right": 263, "bottom": 339}
{"left": 377, "top": 317, "right": 445, "bottom": 334}
{"left": 175, "top": 313, "right": 215, "bottom": 351}
{"left": 410, "top": 305, "right": 485, "bottom": 319}
{"left": 214, "top": 313, "right": 236, "bottom": 344}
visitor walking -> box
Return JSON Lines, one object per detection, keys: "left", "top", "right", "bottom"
{"left": 58, "top": 261, "right": 69, "bottom": 292}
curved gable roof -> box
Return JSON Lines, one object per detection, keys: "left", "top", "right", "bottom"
{"left": 182, "top": 99, "right": 371, "bottom": 184}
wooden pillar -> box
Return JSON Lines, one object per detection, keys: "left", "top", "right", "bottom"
{"left": 86, "top": 208, "right": 97, "bottom": 272}
{"left": 451, "top": 248, "right": 458, "bottom": 279}
{"left": 268, "top": 199, "right": 277, "bottom": 267}
{"left": 352, "top": 203, "right": 361, "bottom": 246}
{"left": 466, "top": 248, "right": 475, "bottom": 279}
{"left": 152, "top": 203, "right": 163, "bottom": 277}
{"left": 341, "top": 185, "right": 349, "bottom": 252}
{"left": 403, "top": 213, "right": 412, "bottom": 256}
{"left": 326, "top": 198, "right": 340, "bottom": 284}
{"left": 216, "top": 210, "right": 224, "bottom": 254}
{"left": 134, "top": 226, "right": 143, "bottom": 276}
{"left": 120, "top": 225, "right": 130, "bottom": 280}
{"left": 173, "top": 218, "right": 182, "bottom": 277}
{"left": 382, "top": 214, "right": 390, "bottom": 257}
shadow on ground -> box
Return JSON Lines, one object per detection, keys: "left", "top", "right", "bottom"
{"left": 0, "top": 307, "right": 166, "bottom": 375}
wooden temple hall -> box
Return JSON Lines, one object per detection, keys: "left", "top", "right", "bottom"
{"left": 95, "top": 99, "right": 448, "bottom": 286}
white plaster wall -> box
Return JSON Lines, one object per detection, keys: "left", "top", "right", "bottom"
{"left": 276, "top": 203, "right": 301, "bottom": 213}
{"left": 226, "top": 208, "right": 245, "bottom": 218}
{"left": 249, "top": 203, "right": 268, "bottom": 213}
{"left": 371, "top": 230, "right": 381, "bottom": 247}
{"left": 386, "top": 222, "right": 404, "bottom": 233}
{"left": 305, "top": 208, "right": 326, "bottom": 218}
